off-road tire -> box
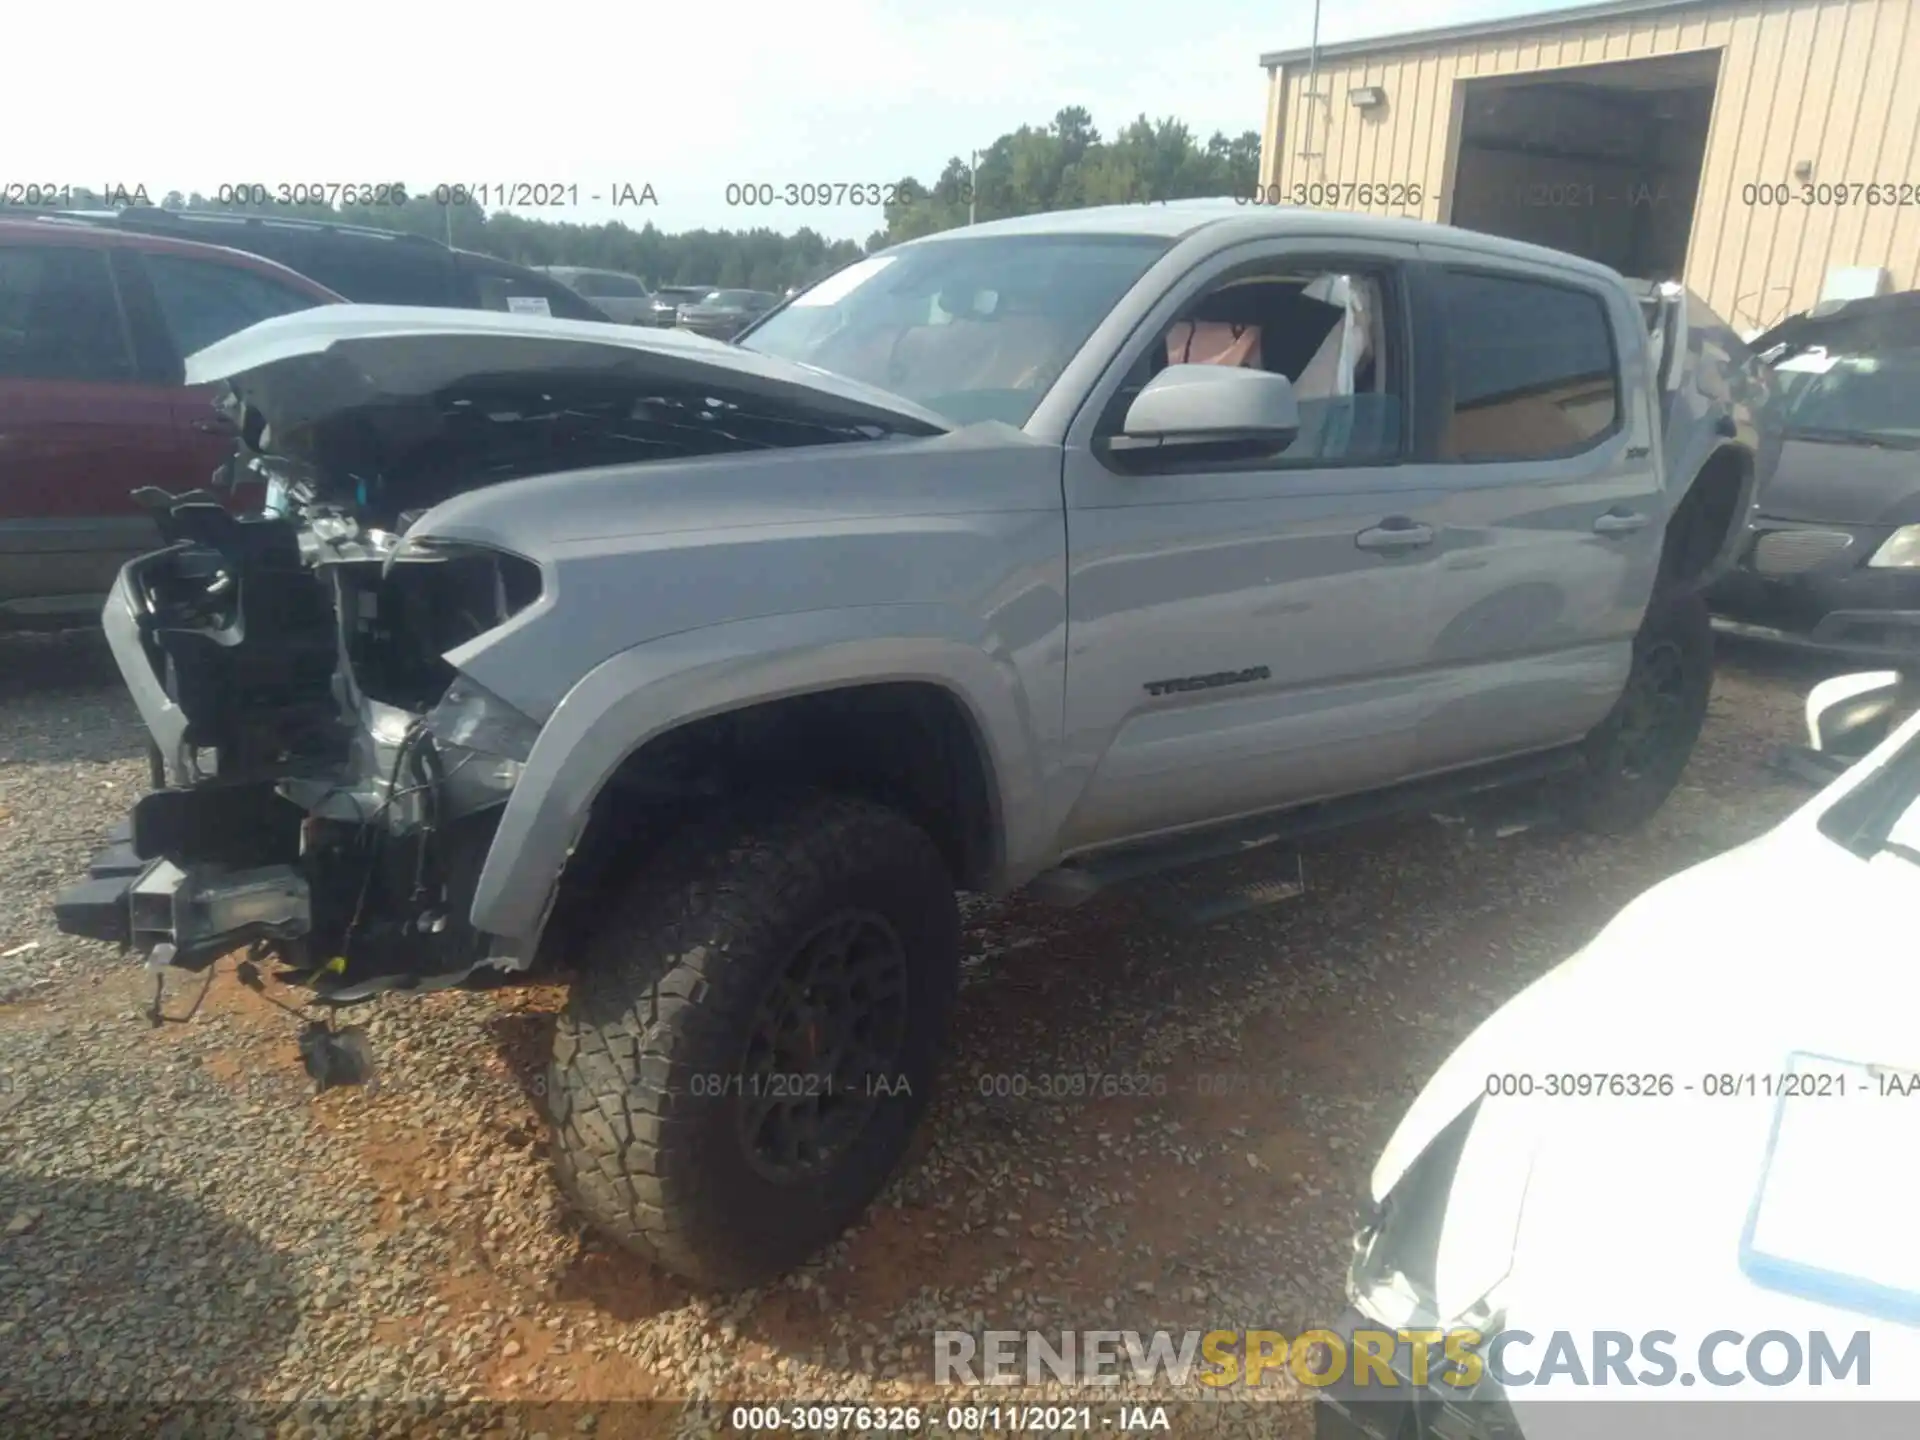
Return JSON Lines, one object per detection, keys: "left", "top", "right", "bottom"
{"left": 546, "top": 792, "right": 959, "bottom": 1289}
{"left": 1558, "top": 590, "right": 1714, "bottom": 834}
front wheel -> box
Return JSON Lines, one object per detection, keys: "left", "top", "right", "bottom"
{"left": 1557, "top": 591, "right": 1714, "bottom": 834}
{"left": 545, "top": 793, "right": 960, "bottom": 1289}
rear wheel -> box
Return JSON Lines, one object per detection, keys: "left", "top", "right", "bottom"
{"left": 1558, "top": 591, "right": 1713, "bottom": 834}
{"left": 545, "top": 793, "right": 959, "bottom": 1288}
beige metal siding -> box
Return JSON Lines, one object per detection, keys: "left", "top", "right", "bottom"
{"left": 1262, "top": 0, "right": 1920, "bottom": 329}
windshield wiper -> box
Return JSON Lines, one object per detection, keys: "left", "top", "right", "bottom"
{"left": 1818, "top": 709, "right": 1920, "bottom": 863}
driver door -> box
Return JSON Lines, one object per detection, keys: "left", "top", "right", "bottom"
{"left": 1054, "top": 237, "right": 1449, "bottom": 852}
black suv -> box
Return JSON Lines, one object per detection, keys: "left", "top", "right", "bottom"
{"left": 1708, "top": 291, "right": 1920, "bottom": 660}
{"left": 63, "top": 209, "right": 612, "bottom": 322}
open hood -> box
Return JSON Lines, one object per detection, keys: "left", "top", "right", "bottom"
{"left": 178, "top": 306, "right": 953, "bottom": 533}
{"left": 184, "top": 304, "right": 953, "bottom": 441}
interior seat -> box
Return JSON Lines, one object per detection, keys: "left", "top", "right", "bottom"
{"left": 1164, "top": 319, "right": 1263, "bottom": 369}
{"left": 886, "top": 287, "right": 1061, "bottom": 395}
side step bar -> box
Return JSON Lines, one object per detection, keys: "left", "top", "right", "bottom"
{"left": 1027, "top": 745, "right": 1583, "bottom": 908}
{"left": 1143, "top": 859, "right": 1309, "bottom": 928}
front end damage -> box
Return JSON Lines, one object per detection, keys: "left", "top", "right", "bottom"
{"left": 58, "top": 480, "right": 550, "bottom": 1006}
{"left": 51, "top": 305, "right": 949, "bottom": 1029}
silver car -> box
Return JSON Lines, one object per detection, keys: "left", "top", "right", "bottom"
{"left": 539, "top": 266, "right": 655, "bottom": 324}
{"left": 675, "top": 287, "right": 780, "bottom": 339}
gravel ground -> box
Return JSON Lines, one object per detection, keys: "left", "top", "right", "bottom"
{"left": 0, "top": 626, "right": 1844, "bottom": 1437}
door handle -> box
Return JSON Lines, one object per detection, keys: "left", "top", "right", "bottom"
{"left": 192, "top": 414, "right": 238, "bottom": 436}
{"left": 1355, "top": 518, "right": 1434, "bottom": 552}
{"left": 1593, "top": 509, "right": 1650, "bottom": 536}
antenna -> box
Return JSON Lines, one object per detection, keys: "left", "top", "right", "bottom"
{"left": 1299, "top": 0, "right": 1324, "bottom": 168}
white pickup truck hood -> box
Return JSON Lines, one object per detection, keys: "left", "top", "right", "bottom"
{"left": 183, "top": 304, "right": 952, "bottom": 438}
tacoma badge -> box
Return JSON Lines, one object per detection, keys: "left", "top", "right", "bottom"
{"left": 1143, "top": 666, "right": 1272, "bottom": 697}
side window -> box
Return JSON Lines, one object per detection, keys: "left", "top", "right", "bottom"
{"left": 1436, "top": 270, "right": 1620, "bottom": 461}
{"left": 293, "top": 239, "right": 456, "bottom": 306}
{"left": 0, "top": 245, "right": 134, "bottom": 382}
{"left": 1104, "top": 263, "right": 1403, "bottom": 465}
{"left": 460, "top": 258, "right": 606, "bottom": 321}
{"left": 142, "top": 253, "right": 323, "bottom": 358}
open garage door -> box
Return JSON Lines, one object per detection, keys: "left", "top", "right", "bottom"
{"left": 1447, "top": 52, "right": 1720, "bottom": 281}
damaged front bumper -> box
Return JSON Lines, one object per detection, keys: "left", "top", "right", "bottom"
{"left": 56, "top": 819, "right": 309, "bottom": 970}
{"left": 54, "top": 503, "right": 548, "bottom": 1003}
{"left": 51, "top": 306, "right": 952, "bottom": 1004}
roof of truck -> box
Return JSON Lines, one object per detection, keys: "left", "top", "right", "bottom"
{"left": 896, "top": 199, "right": 1627, "bottom": 284}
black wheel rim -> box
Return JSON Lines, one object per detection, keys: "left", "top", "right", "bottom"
{"left": 1614, "top": 639, "right": 1689, "bottom": 781}
{"left": 737, "top": 909, "right": 909, "bottom": 1182}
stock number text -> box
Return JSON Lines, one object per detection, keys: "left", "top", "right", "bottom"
{"left": 217, "top": 182, "right": 410, "bottom": 207}
{"left": 1240, "top": 181, "right": 1424, "bottom": 208}
{"left": 725, "top": 181, "right": 916, "bottom": 206}
{"left": 1743, "top": 181, "right": 1920, "bottom": 207}
{"left": 1486, "top": 1072, "right": 1677, "bottom": 1098}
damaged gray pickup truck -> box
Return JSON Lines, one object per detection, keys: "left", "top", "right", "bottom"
{"left": 54, "top": 203, "right": 1778, "bottom": 1288}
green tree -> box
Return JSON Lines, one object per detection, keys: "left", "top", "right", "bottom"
{"left": 873, "top": 108, "right": 1260, "bottom": 246}
{"left": 20, "top": 108, "right": 1258, "bottom": 290}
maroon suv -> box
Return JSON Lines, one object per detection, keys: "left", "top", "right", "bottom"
{"left": 0, "top": 217, "right": 342, "bottom": 630}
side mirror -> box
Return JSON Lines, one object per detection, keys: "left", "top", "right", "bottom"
{"left": 1806, "top": 671, "right": 1903, "bottom": 756}
{"left": 1119, "top": 364, "right": 1300, "bottom": 449}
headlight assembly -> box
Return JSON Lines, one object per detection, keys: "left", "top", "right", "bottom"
{"left": 1868, "top": 524, "right": 1920, "bottom": 569}
{"left": 425, "top": 674, "right": 543, "bottom": 766}
{"left": 1349, "top": 1100, "right": 1479, "bottom": 1316}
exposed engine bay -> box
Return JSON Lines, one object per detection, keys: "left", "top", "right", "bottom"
{"left": 57, "top": 356, "right": 922, "bottom": 1005}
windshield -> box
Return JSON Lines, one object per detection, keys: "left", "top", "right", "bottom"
{"left": 708, "top": 290, "right": 761, "bottom": 307}
{"left": 1775, "top": 344, "right": 1920, "bottom": 446}
{"left": 740, "top": 234, "right": 1172, "bottom": 426}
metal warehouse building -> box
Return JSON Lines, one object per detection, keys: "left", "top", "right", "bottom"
{"left": 1258, "top": 0, "right": 1920, "bottom": 333}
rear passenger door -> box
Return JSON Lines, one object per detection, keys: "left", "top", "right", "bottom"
{"left": 1406, "top": 251, "right": 1664, "bottom": 773}
{"left": 0, "top": 242, "right": 173, "bottom": 621}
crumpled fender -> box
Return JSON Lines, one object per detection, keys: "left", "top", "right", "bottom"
{"left": 465, "top": 604, "right": 1058, "bottom": 960}
{"left": 1659, "top": 292, "right": 1784, "bottom": 585}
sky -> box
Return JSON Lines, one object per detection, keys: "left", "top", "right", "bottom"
{"left": 10, "top": 0, "right": 1593, "bottom": 241}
